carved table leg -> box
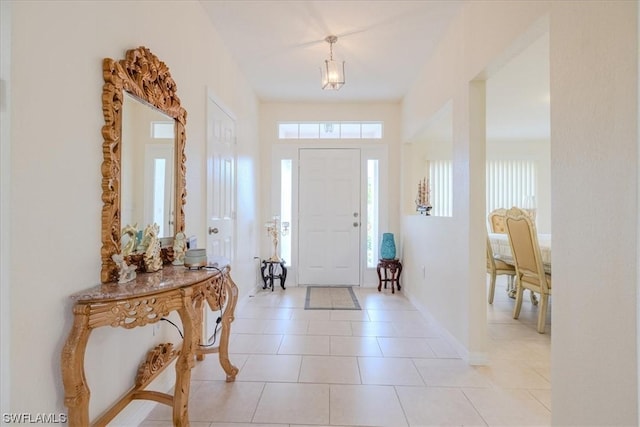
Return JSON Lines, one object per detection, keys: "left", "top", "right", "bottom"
{"left": 219, "top": 275, "right": 239, "bottom": 382}
{"left": 268, "top": 263, "right": 275, "bottom": 291}
{"left": 174, "top": 287, "right": 197, "bottom": 427}
{"left": 388, "top": 264, "right": 397, "bottom": 294}
{"left": 376, "top": 262, "right": 383, "bottom": 292}
{"left": 193, "top": 289, "right": 206, "bottom": 362}
{"left": 61, "top": 305, "right": 92, "bottom": 427}
{"left": 396, "top": 262, "right": 403, "bottom": 291}
{"left": 280, "top": 261, "right": 287, "bottom": 290}
{"left": 261, "top": 261, "right": 269, "bottom": 289}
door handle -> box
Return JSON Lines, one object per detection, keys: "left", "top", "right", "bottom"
{"left": 353, "top": 222, "right": 360, "bottom": 227}
{"left": 209, "top": 227, "right": 219, "bottom": 234}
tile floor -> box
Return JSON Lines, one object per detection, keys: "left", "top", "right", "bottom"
{"left": 140, "top": 277, "right": 551, "bottom": 426}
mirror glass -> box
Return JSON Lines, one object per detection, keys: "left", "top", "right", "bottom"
{"left": 121, "top": 92, "right": 176, "bottom": 251}
{"left": 101, "top": 46, "right": 186, "bottom": 283}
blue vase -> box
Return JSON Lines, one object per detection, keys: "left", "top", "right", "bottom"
{"left": 380, "top": 233, "right": 396, "bottom": 260}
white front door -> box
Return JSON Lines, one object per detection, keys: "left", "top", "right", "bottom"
{"left": 298, "top": 148, "right": 361, "bottom": 285}
{"left": 143, "top": 144, "right": 174, "bottom": 238}
{"left": 206, "top": 97, "right": 236, "bottom": 262}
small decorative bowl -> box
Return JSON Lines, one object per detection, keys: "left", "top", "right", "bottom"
{"left": 184, "top": 249, "right": 207, "bottom": 268}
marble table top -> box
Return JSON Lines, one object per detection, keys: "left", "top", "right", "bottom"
{"left": 71, "top": 257, "right": 230, "bottom": 303}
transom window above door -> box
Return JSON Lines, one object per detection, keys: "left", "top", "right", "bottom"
{"left": 278, "top": 122, "right": 383, "bottom": 139}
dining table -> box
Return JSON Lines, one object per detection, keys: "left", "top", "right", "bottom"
{"left": 488, "top": 232, "right": 552, "bottom": 298}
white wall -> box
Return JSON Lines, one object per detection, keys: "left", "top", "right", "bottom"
{"left": 8, "top": 0, "right": 259, "bottom": 420}
{"left": 1, "top": 0, "right": 12, "bottom": 417}
{"left": 402, "top": 0, "right": 638, "bottom": 424}
{"left": 550, "top": 2, "right": 638, "bottom": 425}
{"left": 259, "top": 103, "right": 401, "bottom": 285}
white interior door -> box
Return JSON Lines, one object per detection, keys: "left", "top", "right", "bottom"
{"left": 298, "top": 148, "right": 361, "bottom": 285}
{"left": 206, "top": 98, "right": 236, "bottom": 263}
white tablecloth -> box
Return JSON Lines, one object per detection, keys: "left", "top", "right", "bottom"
{"left": 489, "top": 232, "right": 551, "bottom": 267}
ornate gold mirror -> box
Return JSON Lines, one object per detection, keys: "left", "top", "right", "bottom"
{"left": 101, "top": 46, "right": 186, "bottom": 283}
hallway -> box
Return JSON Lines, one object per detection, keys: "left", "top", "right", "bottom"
{"left": 140, "top": 278, "right": 551, "bottom": 426}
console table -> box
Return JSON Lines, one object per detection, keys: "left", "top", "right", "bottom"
{"left": 61, "top": 261, "right": 239, "bottom": 427}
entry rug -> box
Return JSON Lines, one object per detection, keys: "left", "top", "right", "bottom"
{"left": 304, "top": 286, "right": 361, "bottom": 310}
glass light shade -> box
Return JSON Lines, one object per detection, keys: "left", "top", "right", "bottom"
{"left": 321, "top": 59, "right": 345, "bottom": 90}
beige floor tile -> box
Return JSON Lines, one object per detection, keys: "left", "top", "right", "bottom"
{"left": 278, "top": 334, "right": 330, "bottom": 355}
{"left": 475, "top": 359, "right": 551, "bottom": 389}
{"left": 425, "top": 337, "right": 460, "bottom": 358}
{"left": 489, "top": 323, "right": 551, "bottom": 342}
{"left": 488, "top": 339, "right": 545, "bottom": 361}
{"left": 235, "top": 307, "right": 293, "bottom": 320}
{"left": 307, "top": 319, "right": 353, "bottom": 336}
{"left": 330, "top": 384, "right": 408, "bottom": 426}
{"left": 330, "top": 309, "right": 370, "bottom": 321}
{"left": 299, "top": 355, "right": 361, "bottom": 384}
{"left": 350, "top": 321, "right": 397, "bottom": 337}
{"left": 252, "top": 383, "right": 330, "bottom": 425}
{"left": 413, "top": 358, "right": 492, "bottom": 388}
{"left": 330, "top": 336, "right": 383, "bottom": 356}
{"left": 367, "top": 309, "right": 425, "bottom": 323}
{"left": 377, "top": 337, "right": 437, "bottom": 358}
{"left": 210, "top": 423, "right": 285, "bottom": 427}
{"left": 290, "top": 308, "right": 332, "bottom": 320}
{"left": 463, "top": 388, "right": 551, "bottom": 426}
{"left": 239, "top": 354, "right": 302, "bottom": 382}
{"left": 355, "top": 292, "right": 416, "bottom": 311}
{"left": 248, "top": 288, "right": 306, "bottom": 308}
{"left": 397, "top": 386, "right": 487, "bottom": 426}
{"left": 230, "top": 318, "right": 268, "bottom": 334}
{"left": 529, "top": 388, "right": 552, "bottom": 411}
{"left": 260, "top": 318, "right": 309, "bottom": 334}
{"left": 139, "top": 421, "right": 210, "bottom": 427}
{"left": 187, "top": 381, "right": 266, "bottom": 423}
{"left": 141, "top": 279, "right": 551, "bottom": 427}
{"left": 229, "top": 333, "right": 283, "bottom": 354}
{"left": 192, "top": 353, "right": 249, "bottom": 381}
{"left": 392, "top": 320, "right": 442, "bottom": 338}
{"left": 358, "top": 356, "right": 424, "bottom": 386}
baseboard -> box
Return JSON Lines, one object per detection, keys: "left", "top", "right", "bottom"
{"left": 405, "top": 293, "right": 489, "bottom": 366}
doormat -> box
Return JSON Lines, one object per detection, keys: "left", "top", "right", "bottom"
{"left": 304, "top": 286, "right": 361, "bottom": 310}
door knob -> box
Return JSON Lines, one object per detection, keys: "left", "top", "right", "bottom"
{"left": 353, "top": 222, "right": 360, "bottom": 227}
{"left": 209, "top": 227, "right": 219, "bottom": 234}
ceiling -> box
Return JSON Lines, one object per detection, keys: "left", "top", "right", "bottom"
{"left": 419, "top": 32, "right": 550, "bottom": 143}
{"left": 200, "top": 1, "right": 549, "bottom": 141}
{"left": 200, "top": 0, "right": 464, "bottom": 103}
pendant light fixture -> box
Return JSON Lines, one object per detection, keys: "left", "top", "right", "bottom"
{"left": 321, "top": 35, "right": 345, "bottom": 90}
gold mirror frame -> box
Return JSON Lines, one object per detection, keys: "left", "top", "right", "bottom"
{"left": 101, "top": 46, "right": 187, "bottom": 283}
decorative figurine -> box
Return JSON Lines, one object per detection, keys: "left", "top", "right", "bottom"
{"left": 121, "top": 223, "right": 138, "bottom": 256}
{"left": 172, "top": 231, "right": 187, "bottom": 265}
{"left": 143, "top": 223, "right": 163, "bottom": 272}
{"left": 265, "top": 215, "right": 289, "bottom": 262}
{"left": 415, "top": 177, "right": 432, "bottom": 215}
{"left": 111, "top": 253, "right": 137, "bottom": 284}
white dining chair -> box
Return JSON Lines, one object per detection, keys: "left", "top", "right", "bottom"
{"left": 505, "top": 207, "right": 552, "bottom": 333}
{"left": 486, "top": 235, "right": 515, "bottom": 304}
